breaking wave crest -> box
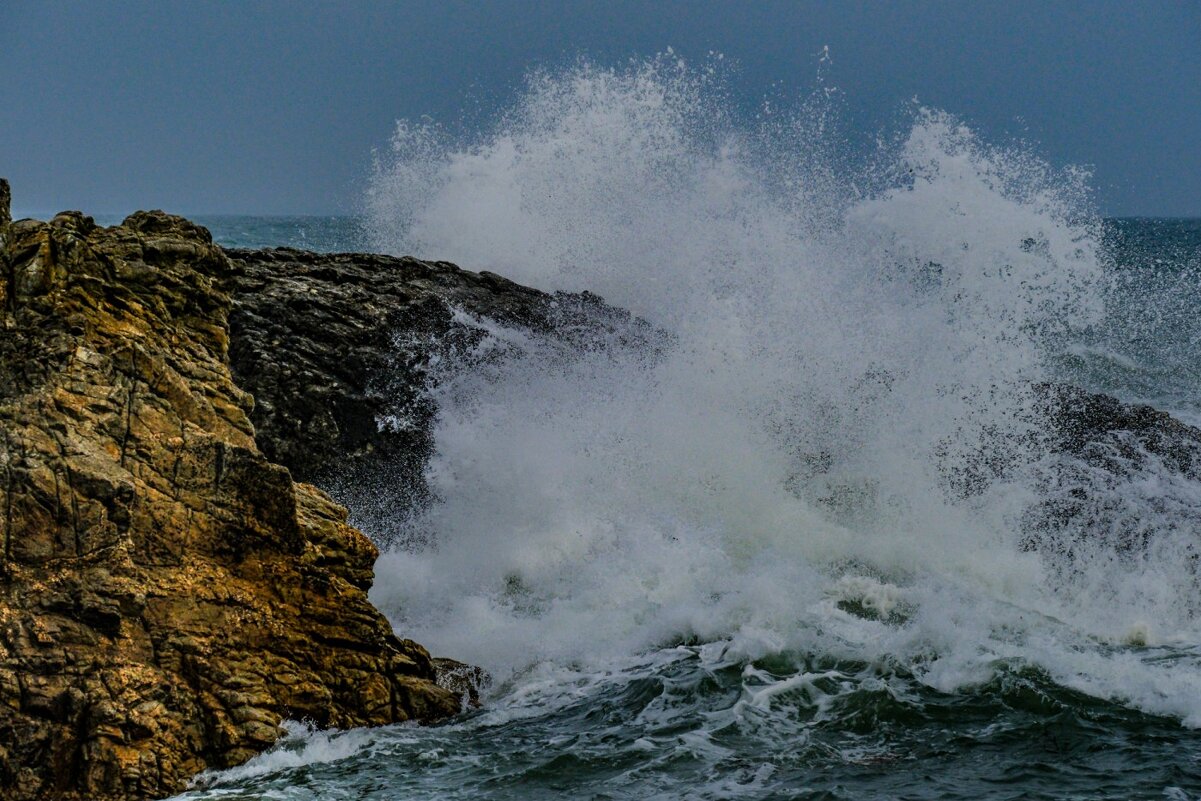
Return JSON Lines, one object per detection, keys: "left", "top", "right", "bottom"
{"left": 358, "top": 55, "right": 1201, "bottom": 730}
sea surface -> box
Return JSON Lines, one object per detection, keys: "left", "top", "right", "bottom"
{"left": 174, "top": 61, "right": 1201, "bottom": 801}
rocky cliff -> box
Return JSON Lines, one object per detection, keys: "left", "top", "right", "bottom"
{"left": 0, "top": 186, "right": 463, "bottom": 800}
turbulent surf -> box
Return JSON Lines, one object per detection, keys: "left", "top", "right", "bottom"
{"left": 177, "top": 57, "right": 1201, "bottom": 800}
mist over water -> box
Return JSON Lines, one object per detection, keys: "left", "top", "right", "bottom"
{"left": 358, "top": 56, "right": 1201, "bottom": 719}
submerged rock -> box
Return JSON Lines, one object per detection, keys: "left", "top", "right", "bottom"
{"left": 1036, "top": 381, "right": 1201, "bottom": 477}
{"left": 432, "top": 657, "right": 493, "bottom": 710}
{"left": 0, "top": 197, "right": 459, "bottom": 800}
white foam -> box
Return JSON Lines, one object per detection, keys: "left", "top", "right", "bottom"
{"left": 364, "top": 55, "right": 1201, "bottom": 725}
{"left": 183, "top": 721, "right": 393, "bottom": 791}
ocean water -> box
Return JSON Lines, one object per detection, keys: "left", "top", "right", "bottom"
{"left": 177, "top": 60, "right": 1201, "bottom": 800}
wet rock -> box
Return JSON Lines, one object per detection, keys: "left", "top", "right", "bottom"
{"left": 1036, "top": 382, "right": 1201, "bottom": 478}
{"left": 223, "top": 246, "right": 653, "bottom": 540}
{"left": 0, "top": 203, "right": 459, "bottom": 801}
{"left": 432, "top": 657, "right": 493, "bottom": 710}
{"left": 1022, "top": 383, "right": 1201, "bottom": 548}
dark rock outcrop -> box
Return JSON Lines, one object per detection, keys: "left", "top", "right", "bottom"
{"left": 0, "top": 200, "right": 459, "bottom": 801}
{"left": 224, "top": 247, "right": 542, "bottom": 485}
{"left": 1021, "top": 383, "right": 1201, "bottom": 552}
{"left": 222, "top": 246, "right": 652, "bottom": 538}
{"left": 1037, "top": 382, "right": 1201, "bottom": 478}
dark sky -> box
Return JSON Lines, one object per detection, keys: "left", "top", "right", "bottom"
{"left": 2, "top": 1, "right": 1198, "bottom": 217}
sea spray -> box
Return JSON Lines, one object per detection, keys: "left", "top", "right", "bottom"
{"left": 358, "top": 57, "right": 1201, "bottom": 731}
{"left": 171, "top": 61, "right": 1201, "bottom": 799}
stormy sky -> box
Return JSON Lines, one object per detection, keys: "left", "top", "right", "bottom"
{"left": 1, "top": 1, "right": 1197, "bottom": 216}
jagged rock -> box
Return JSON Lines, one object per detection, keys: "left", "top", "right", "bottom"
{"left": 1021, "top": 383, "right": 1201, "bottom": 549}
{"left": 0, "top": 205, "right": 459, "bottom": 801}
{"left": 929, "top": 378, "right": 1201, "bottom": 499}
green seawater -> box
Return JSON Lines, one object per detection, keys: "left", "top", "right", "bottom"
{"left": 176, "top": 646, "right": 1201, "bottom": 800}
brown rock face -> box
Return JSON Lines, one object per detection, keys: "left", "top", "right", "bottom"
{"left": 0, "top": 207, "right": 458, "bottom": 800}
